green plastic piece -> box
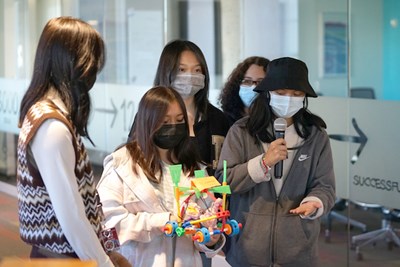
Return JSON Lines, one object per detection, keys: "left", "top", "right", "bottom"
{"left": 169, "top": 164, "right": 182, "bottom": 185}
{"left": 176, "top": 227, "right": 185, "bottom": 236}
{"left": 194, "top": 169, "right": 206, "bottom": 178}
{"left": 209, "top": 185, "right": 231, "bottom": 194}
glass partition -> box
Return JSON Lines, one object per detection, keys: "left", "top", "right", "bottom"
{"left": 346, "top": 0, "right": 400, "bottom": 263}
{"left": 0, "top": 0, "right": 399, "bottom": 265}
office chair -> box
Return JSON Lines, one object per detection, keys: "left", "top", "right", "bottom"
{"left": 350, "top": 87, "right": 375, "bottom": 99}
{"left": 351, "top": 208, "right": 400, "bottom": 260}
{"left": 324, "top": 199, "right": 368, "bottom": 243}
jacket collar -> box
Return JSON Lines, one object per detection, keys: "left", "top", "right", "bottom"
{"left": 113, "top": 147, "right": 164, "bottom": 212}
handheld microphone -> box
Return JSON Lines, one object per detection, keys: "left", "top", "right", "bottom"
{"left": 273, "top": 118, "right": 287, "bottom": 178}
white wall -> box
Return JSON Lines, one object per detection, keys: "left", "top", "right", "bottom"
{"left": 349, "top": 0, "right": 383, "bottom": 99}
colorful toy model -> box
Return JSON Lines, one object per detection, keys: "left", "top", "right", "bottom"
{"left": 162, "top": 160, "right": 242, "bottom": 244}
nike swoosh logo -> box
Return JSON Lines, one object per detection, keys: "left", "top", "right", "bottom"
{"left": 298, "top": 155, "right": 310, "bottom": 161}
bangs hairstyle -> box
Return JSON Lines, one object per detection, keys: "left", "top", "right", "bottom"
{"left": 153, "top": 39, "right": 210, "bottom": 117}
{"left": 127, "top": 86, "right": 202, "bottom": 183}
{"left": 18, "top": 16, "right": 105, "bottom": 143}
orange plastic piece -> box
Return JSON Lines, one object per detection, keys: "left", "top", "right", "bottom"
{"left": 223, "top": 224, "right": 232, "bottom": 235}
{"left": 163, "top": 224, "right": 173, "bottom": 235}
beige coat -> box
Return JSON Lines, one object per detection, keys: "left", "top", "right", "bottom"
{"left": 97, "top": 146, "right": 224, "bottom": 267}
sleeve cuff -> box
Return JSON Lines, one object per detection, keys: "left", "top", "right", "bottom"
{"left": 248, "top": 154, "right": 271, "bottom": 184}
{"left": 151, "top": 212, "right": 172, "bottom": 232}
{"left": 299, "top": 196, "right": 324, "bottom": 220}
{"left": 194, "top": 234, "right": 226, "bottom": 258}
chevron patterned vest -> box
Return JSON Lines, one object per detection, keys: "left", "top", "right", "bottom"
{"left": 17, "top": 100, "right": 102, "bottom": 255}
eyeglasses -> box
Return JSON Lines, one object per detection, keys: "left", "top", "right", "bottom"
{"left": 241, "top": 79, "right": 261, "bottom": 87}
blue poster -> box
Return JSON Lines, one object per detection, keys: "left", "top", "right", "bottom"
{"left": 324, "top": 19, "right": 347, "bottom": 76}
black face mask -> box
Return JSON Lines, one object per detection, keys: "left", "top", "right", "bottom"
{"left": 153, "top": 123, "right": 187, "bottom": 149}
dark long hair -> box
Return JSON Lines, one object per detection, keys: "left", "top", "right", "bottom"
{"left": 247, "top": 92, "right": 327, "bottom": 143}
{"left": 219, "top": 56, "right": 270, "bottom": 123}
{"left": 126, "top": 86, "right": 202, "bottom": 183}
{"left": 153, "top": 40, "right": 210, "bottom": 117}
{"left": 18, "top": 16, "right": 105, "bottom": 143}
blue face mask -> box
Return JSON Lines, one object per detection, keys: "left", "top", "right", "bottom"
{"left": 239, "top": 85, "right": 258, "bottom": 107}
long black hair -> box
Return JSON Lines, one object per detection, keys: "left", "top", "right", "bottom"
{"left": 153, "top": 39, "right": 210, "bottom": 118}
{"left": 18, "top": 16, "right": 105, "bottom": 143}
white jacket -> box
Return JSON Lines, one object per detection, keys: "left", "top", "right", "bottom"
{"left": 97, "top": 146, "right": 224, "bottom": 267}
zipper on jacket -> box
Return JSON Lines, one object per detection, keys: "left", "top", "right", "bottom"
{"left": 270, "top": 188, "right": 279, "bottom": 264}
{"left": 270, "top": 148, "right": 302, "bottom": 265}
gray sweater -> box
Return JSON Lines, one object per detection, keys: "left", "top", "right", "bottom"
{"left": 215, "top": 117, "right": 335, "bottom": 267}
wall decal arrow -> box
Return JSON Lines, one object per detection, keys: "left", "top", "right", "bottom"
{"left": 95, "top": 99, "right": 118, "bottom": 127}
{"left": 328, "top": 118, "right": 368, "bottom": 164}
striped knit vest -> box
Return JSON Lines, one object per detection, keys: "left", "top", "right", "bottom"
{"left": 17, "top": 100, "right": 102, "bottom": 254}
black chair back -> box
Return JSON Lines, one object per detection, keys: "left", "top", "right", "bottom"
{"left": 350, "top": 87, "right": 375, "bottom": 99}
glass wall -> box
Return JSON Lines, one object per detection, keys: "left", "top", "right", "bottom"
{"left": 0, "top": 0, "right": 399, "bottom": 265}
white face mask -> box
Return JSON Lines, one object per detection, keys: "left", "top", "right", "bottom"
{"left": 239, "top": 85, "right": 258, "bottom": 107}
{"left": 171, "top": 73, "right": 205, "bottom": 99}
{"left": 269, "top": 93, "right": 305, "bottom": 118}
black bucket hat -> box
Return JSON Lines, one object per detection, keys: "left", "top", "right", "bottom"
{"left": 254, "top": 57, "right": 317, "bottom": 97}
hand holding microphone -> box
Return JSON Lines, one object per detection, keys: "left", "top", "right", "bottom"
{"left": 262, "top": 118, "right": 288, "bottom": 178}
{"left": 273, "top": 118, "right": 287, "bottom": 178}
